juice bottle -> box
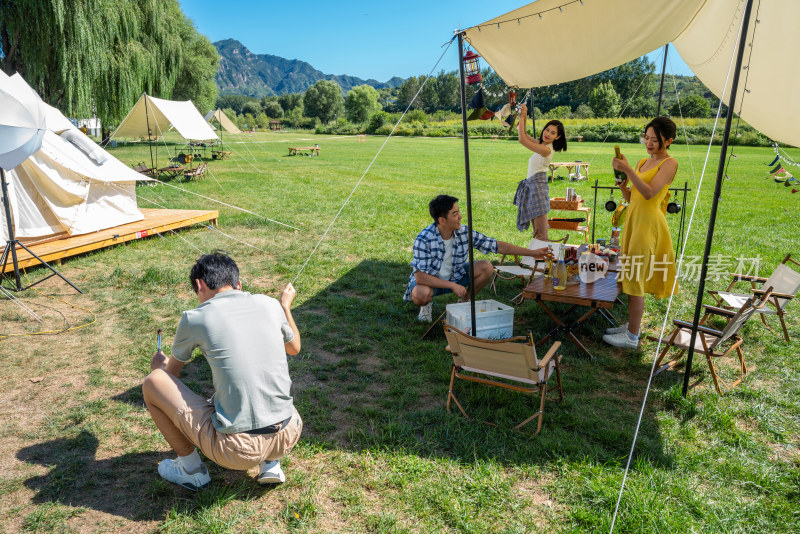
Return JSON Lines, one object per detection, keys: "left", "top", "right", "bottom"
{"left": 553, "top": 247, "right": 567, "bottom": 290}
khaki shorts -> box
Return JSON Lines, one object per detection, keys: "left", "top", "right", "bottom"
{"left": 170, "top": 388, "right": 303, "bottom": 471}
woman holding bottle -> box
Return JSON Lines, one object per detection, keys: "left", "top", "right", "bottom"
{"left": 603, "top": 117, "right": 679, "bottom": 349}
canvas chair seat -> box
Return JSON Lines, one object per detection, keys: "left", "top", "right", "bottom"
{"left": 708, "top": 255, "right": 800, "bottom": 341}
{"left": 715, "top": 292, "right": 779, "bottom": 315}
{"left": 443, "top": 323, "right": 563, "bottom": 434}
{"left": 651, "top": 288, "right": 773, "bottom": 394}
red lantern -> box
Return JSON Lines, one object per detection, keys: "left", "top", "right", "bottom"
{"left": 463, "top": 50, "right": 483, "bottom": 85}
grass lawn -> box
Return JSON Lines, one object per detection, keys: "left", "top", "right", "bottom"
{"left": 1, "top": 130, "right": 798, "bottom": 533}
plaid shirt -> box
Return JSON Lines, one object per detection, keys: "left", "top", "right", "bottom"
{"left": 403, "top": 223, "right": 498, "bottom": 301}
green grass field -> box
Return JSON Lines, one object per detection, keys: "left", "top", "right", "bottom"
{"left": 1, "top": 130, "right": 798, "bottom": 533}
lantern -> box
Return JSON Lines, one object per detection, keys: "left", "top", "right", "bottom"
{"left": 463, "top": 50, "right": 483, "bottom": 85}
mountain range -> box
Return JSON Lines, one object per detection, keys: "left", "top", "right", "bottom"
{"left": 214, "top": 39, "right": 404, "bottom": 97}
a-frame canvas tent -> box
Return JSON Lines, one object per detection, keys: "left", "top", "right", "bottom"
{"left": 456, "top": 0, "right": 796, "bottom": 395}
{"left": 113, "top": 94, "right": 219, "bottom": 142}
{"left": 1, "top": 71, "right": 150, "bottom": 242}
{"left": 205, "top": 109, "right": 241, "bottom": 135}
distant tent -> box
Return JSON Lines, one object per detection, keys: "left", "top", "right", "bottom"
{"left": 1, "top": 71, "right": 150, "bottom": 242}
{"left": 205, "top": 109, "right": 241, "bottom": 134}
{"left": 113, "top": 94, "right": 219, "bottom": 142}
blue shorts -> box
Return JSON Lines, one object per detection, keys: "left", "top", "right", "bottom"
{"left": 432, "top": 273, "right": 471, "bottom": 297}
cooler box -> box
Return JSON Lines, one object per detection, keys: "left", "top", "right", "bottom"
{"left": 445, "top": 299, "right": 514, "bottom": 339}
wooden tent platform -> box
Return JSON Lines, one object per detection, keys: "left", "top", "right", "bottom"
{"left": 2, "top": 208, "right": 218, "bottom": 273}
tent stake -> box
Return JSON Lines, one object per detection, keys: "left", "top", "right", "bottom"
{"left": 457, "top": 32, "right": 477, "bottom": 331}
{"left": 682, "top": 0, "right": 754, "bottom": 397}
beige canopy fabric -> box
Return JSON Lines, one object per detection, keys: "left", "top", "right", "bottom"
{"left": 463, "top": 0, "right": 799, "bottom": 147}
{"left": 205, "top": 109, "right": 242, "bottom": 134}
{"left": 113, "top": 94, "right": 219, "bottom": 142}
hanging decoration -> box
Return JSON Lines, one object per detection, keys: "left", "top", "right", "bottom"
{"left": 466, "top": 87, "right": 494, "bottom": 121}
{"left": 463, "top": 51, "right": 483, "bottom": 85}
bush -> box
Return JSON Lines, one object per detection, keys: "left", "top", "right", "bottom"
{"left": 367, "top": 111, "right": 389, "bottom": 134}
{"left": 403, "top": 109, "right": 427, "bottom": 123}
{"left": 547, "top": 105, "right": 572, "bottom": 119}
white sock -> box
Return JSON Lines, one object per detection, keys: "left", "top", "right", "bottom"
{"left": 179, "top": 449, "right": 204, "bottom": 472}
{"left": 627, "top": 331, "right": 639, "bottom": 341}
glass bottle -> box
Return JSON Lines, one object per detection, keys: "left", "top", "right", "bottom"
{"left": 553, "top": 247, "right": 568, "bottom": 290}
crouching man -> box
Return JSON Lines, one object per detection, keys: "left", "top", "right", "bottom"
{"left": 142, "top": 251, "right": 302, "bottom": 490}
{"left": 405, "top": 194, "right": 549, "bottom": 321}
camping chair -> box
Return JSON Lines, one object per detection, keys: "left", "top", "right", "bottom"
{"left": 132, "top": 161, "right": 154, "bottom": 177}
{"left": 650, "top": 287, "right": 773, "bottom": 395}
{"left": 183, "top": 162, "right": 207, "bottom": 181}
{"left": 443, "top": 323, "right": 563, "bottom": 434}
{"left": 707, "top": 254, "right": 800, "bottom": 342}
{"left": 490, "top": 235, "right": 569, "bottom": 304}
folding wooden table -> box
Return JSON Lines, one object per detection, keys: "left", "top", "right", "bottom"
{"left": 522, "top": 272, "right": 620, "bottom": 359}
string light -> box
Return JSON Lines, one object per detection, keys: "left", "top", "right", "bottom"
{"left": 468, "top": 0, "right": 581, "bottom": 30}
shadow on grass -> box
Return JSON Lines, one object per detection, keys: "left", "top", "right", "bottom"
{"left": 290, "top": 259, "right": 673, "bottom": 469}
{"left": 16, "top": 430, "right": 279, "bottom": 522}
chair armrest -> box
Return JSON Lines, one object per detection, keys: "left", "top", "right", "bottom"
{"left": 702, "top": 305, "right": 736, "bottom": 319}
{"left": 730, "top": 273, "right": 767, "bottom": 283}
{"left": 537, "top": 341, "right": 561, "bottom": 369}
{"left": 753, "top": 289, "right": 793, "bottom": 300}
{"left": 672, "top": 319, "right": 723, "bottom": 338}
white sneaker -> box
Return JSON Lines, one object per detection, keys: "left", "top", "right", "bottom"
{"left": 157, "top": 456, "right": 210, "bottom": 491}
{"left": 258, "top": 459, "right": 286, "bottom": 484}
{"left": 603, "top": 331, "right": 639, "bottom": 349}
{"left": 418, "top": 302, "right": 433, "bottom": 322}
{"left": 606, "top": 322, "right": 629, "bottom": 335}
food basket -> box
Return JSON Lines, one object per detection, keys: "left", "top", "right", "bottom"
{"left": 548, "top": 217, "right": 585, "bottom": 230}
{"left": 550, "top": 197, "right": 583, "bottom": 210}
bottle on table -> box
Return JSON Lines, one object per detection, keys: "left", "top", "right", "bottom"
{"left": 553, "top": 247, "right": 568, "bottom": 290}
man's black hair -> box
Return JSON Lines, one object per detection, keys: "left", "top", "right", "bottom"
{"left": 429, "top": 194, "right": 458, "bottom": 223}
{"left": 644, "top": 116, "right": 677, "bottom": 149}
{"left": 189, "top": 250, "right": 239, "bottom": 292}
{"left": 538, "top": 120, "right": 567, "bottom": 152}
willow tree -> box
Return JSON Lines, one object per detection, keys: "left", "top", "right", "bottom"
{"left": 0, "top": 0, "right": 217, "bottom": 126}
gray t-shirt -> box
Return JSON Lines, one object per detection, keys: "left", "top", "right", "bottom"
{"left": 172, "top": 290, "right": 295, "bottom": 434}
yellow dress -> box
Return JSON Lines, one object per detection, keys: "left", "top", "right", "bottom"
{"left": 619, "top": 157, "right": 678, "bottom": 298}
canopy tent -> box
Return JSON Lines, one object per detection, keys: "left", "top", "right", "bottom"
{"left": 1, "top": 71, "right": 149, "bottom": 242}
{"left": 462, "top": 0, "right": 799, "bottom": 148}
{"left": 205, "top": 109, "right": 241, "bottom": 135}
{"left": 457, "top": 0, "right": 782, "bottom": 396}
{"left": 113, "top": 94, "right": 219, "bottom": 142}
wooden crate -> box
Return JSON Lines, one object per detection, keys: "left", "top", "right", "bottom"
{"left": 548, "top": 219, "right": 581, "bottom": 230}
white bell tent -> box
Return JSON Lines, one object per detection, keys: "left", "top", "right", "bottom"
{"left": 462, "top": 0, "right": 799, "bottom": 147}
{"left": 113, "top": 94, "right": 219, "bottom": 142}
{"left": 0, "top": 71, "right": 150, "bottom": 243}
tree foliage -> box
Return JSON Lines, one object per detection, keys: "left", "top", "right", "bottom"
{"left": 671, "top": 94, "right": 711, "bottom": 118}
{"left": 303, "top": 80, "right": 343, "bottom": 123}
{"left": 589, "top": 82, "right": 621, "bottom": 118}
{"left": 171, "top": 20, "right": 219, "bottom": 115}
{"left": 0, "top": 0, "right": 218, "bottom": 126}
{"left": 345, "top": 85, "right": 381, "bottom": 123}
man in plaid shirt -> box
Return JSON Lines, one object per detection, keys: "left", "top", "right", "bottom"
{"left": 405, "top": 195, "right": 548, "bottom": 322}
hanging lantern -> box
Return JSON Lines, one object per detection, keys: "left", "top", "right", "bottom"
{"left": 463, "top": 50, "right": 483, "bottom": 85}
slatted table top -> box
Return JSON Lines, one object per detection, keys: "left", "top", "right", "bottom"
{"left": 522, "top": 272, "right": 619, "bottom": 308}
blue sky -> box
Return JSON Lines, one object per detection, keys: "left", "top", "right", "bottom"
{"left": 179, "top": 0, "right": 695, "bottom": 82}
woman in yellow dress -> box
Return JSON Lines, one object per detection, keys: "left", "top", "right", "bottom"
{"left": 603, "top": 117, "right": 678, "bottom": 349}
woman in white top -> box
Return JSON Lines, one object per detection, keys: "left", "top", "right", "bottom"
{"left": 513, "top": 104, "right": 567, "bottom": 240}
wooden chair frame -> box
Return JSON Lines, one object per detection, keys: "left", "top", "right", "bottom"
{"left": 651, "top": 288, "right": 773, "bottom": 394}
{"left": 707, "top": 254, "right": 800, "bottom": 342}
{"left": 183, "top": 162, "right": 207, "bottom": 181}
{"left": 490, "top": 234, "right": 569, "bottom": 304}
{"left": 443, "top": 323, "right": 563, "bottom": 434}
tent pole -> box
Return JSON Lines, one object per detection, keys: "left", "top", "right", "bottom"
{"left": 0, "top": 168, "right": 81, "bottom": 293}
{"left": 1, "top": 168, "right": 22, "bottom": 290}
{"left": 656, "top": 44, "right": 669, "bottom": 116}
{"left": 682, "top": 0, "right": 754, "bottom": 397}
{"left": 144, "top": 94, "right": 155, "bottom": 173}
{"left": 457, "top": 32, "right": 477, "bottom": 330}
{"left": 530, "top": 89, "right": 536, "bottom": 138}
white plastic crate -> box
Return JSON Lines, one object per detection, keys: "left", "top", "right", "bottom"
{"left": 445, "top": 299, "right": 514, "bottom": 339}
